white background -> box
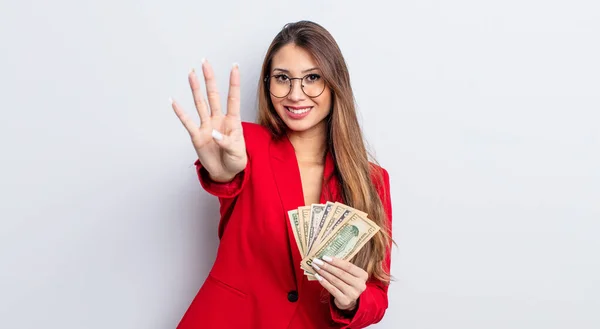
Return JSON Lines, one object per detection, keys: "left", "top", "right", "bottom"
{"left": 1, "top": 0, "right": 598, "bottom": 328}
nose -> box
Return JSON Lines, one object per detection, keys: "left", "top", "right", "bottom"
{"left": 287, "top": 79, "right": 306, "bottom": 102}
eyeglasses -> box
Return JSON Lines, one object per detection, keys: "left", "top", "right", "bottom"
{"left": 264, "top": 73, "right": 326, "bottom": 98}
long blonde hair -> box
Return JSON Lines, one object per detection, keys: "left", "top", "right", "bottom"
{"left": 257, "top": 21, "right": 392, "bottom": 284}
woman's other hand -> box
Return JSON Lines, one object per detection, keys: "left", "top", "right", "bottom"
{"left": 311, "top": 256, "right": 369, "bottom": 311}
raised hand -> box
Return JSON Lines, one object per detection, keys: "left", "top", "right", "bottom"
{"left": 171, "top": 59, "right": 247, "bottom": 182}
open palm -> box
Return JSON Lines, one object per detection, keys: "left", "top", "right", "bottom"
{"left": 171, "top": 59, "right": 247, "bottom": 182}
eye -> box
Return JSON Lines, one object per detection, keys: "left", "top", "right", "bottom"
{"left": 274, "top": 74, "right": 289, "bottom": 83}
{"left": 305, "top": 74, "right": 321, "bottom": 82}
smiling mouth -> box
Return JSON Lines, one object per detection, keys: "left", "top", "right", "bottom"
{"left": 285, "top": 106, "right": 313, "bottom": 114}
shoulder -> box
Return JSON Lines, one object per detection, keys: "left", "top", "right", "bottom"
{"left": 369, "top": 162, "right": 392, "bottom": 205}
{"left": 241, "top": 121, "right": 270, "bottom": 138}
{"left": 369, "top": 162, "right": 390, "bottom": 189}
{"left": 241, "top": 121, "right": 272, "bottom": 150}
{"left": 369, "top": 162, "right": 393, "bottom": 226}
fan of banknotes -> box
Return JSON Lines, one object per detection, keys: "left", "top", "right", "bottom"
{"left": 287, "top": 201, "right": 380, "bottom": 281}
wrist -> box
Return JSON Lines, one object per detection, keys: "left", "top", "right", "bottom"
{"left": 334, "top": 298, "right": 357, "bottom": 312}
{"left": 208, "top": 171, "right": 237, "bottom": 183}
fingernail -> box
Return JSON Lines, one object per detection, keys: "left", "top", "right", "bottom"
{"left": 322, "top": 256, "right": 333, "bottom": 262}
{"left": 211, "top": 129, "right": 223, "bottom": 141}
{"left": 311, "top": 263, "right": 321, "bottom": 271}
{"left": 169, "top": 97, "right": 173, "bottom": 105}
{"left": 190, "top": 68, "right": 195, "bottom": 73}
{"left": 314, "top": 273, "right": 323, "bottom": 281}
{"left": 232, "top": 62, "right": 239, "bottom": 69}
{"left": 201, "top": 58, "right": 207, "bottom": 64}
{"left": 313, "top": 258, "right": 324, "bottom": 266}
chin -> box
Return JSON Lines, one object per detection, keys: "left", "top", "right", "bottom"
{"left": 284, "top": 120, "right": 318, "bottom": 132}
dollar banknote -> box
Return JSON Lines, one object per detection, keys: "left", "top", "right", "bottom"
{"left": 287, "top": 209, "right": 305, "bottom": 256}
{"left": 306, "top": 204, "right": 325, "bottom": 253}
{"left": 313, "top": 202, "right": 367, "bottom": 249}
{"left": 298, "top": 206, "right": 315, "bottom": 280}
{"left": 306, "top": 202, "right": 337, "bottom": 254}
{"left": 299, "top": 206, "right": 311, "bottom": 254}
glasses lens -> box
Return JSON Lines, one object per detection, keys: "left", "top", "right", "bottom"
{"left": 302, "top": 74, "right": 325, "bottom": 97}
{"left": 269, "top": 76, "right": 291, "bottom": 98}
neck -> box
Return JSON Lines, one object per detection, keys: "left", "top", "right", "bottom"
{"left": 287, "top": 122, "right": 327, "bottom": 164}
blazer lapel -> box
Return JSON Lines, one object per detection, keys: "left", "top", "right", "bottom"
{"left": 269, "top": 136, "right": 306, "bottom": 291}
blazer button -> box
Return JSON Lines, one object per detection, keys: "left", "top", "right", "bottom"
{"left": 287, "top": 290, "right": 299, "bottom": 302}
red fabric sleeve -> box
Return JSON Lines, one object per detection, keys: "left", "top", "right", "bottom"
{"left": 330, "top": 167, "right": 393, "bottom": 328}
{"left": 194, "top": 159, "right": 249, "bottom": 199}
{"left": 194, "top": 158, "right": 250, "bottom": 239}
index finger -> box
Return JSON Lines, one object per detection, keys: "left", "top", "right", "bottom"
{"left": 226, "top": 63, "right": 241, "bottom": 118}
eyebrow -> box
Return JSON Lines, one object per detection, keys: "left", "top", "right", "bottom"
{"left": 272, "top": 67, "right": 320, "bottom": 74}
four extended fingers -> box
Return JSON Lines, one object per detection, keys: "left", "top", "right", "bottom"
{"left": 173, "top": 59, "right": 240, "bottom": 131}
{"left": 312, "top": 257, "right": 368, "bottom": 294}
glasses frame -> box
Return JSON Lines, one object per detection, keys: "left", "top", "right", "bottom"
{"left": 263, "top": 73, "right": 326, "bottom": 98}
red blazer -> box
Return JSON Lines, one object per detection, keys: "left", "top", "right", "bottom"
{"left": 176, "top": 122, "right": 393, "bottom": 329}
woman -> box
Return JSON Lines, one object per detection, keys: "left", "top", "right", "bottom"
{"left": 170, "top": 20, "right": 393, "bottom": 329}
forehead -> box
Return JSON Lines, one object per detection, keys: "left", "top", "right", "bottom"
{"left": 271, "top": 43, "right": 319, "bottom": 73}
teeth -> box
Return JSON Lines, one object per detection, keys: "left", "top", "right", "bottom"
{"left": 286, "top": 107, "right": 311, "bottom": 114}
